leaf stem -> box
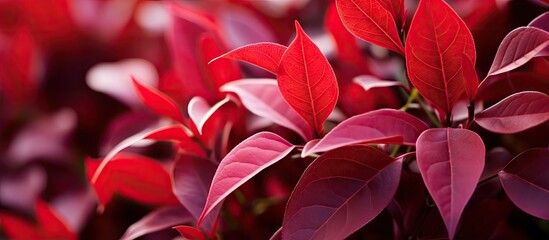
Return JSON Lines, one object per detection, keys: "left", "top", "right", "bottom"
{"left": 416, "top": 97, "right": 443, "bottom": 128}
{"left": 400, "top": 88, "right": 419, "bottom": 112}
{"left": 466, "top": 102, "right": 475, "bottom": 128}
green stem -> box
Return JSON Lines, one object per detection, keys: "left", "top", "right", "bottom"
{"left": 400, "top": 88, "right": 419, "bottom": 112}
{"left": 416, "top": 97, "right": 443, "bottom": 128}
{"left": 390, "top": 145, "right": 402, "bottom": 158}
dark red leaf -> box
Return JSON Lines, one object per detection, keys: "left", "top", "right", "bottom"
{"left": 198, "top": 132, "right": 294, "bottom": 226}
{"left": 36, "top": 201, "right": 76, "bottom": 240}
{"left": 210, "top": 42, "right": 287, "bottom": 74}
{"left": 476, "top": 72, "right": 549, "bottom": 103}
{"left": 481, "top": 147, "right": 513, "bottom": 182}
{"left": 199, "top": 33, "right": 242, "bottom": 93}
{"left": 336, "top": 0, "right": 405, "bottom": 54}
{"left": 120, "top": 206, "right": 193, "bottom": 240}
{"left": 277, "top": 21, "right": 339, "bottom": 135}
{"left": 475, "top": 91, "right": 549, "bottom": 134}
{"left": 486, "top": 27, "right": 549, "bottom": 76}
{"left": 221, "top": 79, "right": 313, "bottom": 141}
{"left": 172, "top": 155, "right": 218, "bottom": 229}
{"left": 416, "top": 128, "right": 485, "bottom": 239}
{"left": 529, "top": 11, "right": 549, "bottom": 31}
{"left": 302, "top": 109, "right": 428, "bottom": 157}
{"left": 405, "top": 0, "right": 476, "bottom": 113}
{"left": 174, "top": 225, "right": 207, "bottom": 240}
{"left": 87, "top": 154, "right": 179, "bottom": 207}
{"left": 132, "top": 77, "right": 186, "bottom": 123}
{"left": 282, "top": 146, "right": 402, "bottom": 239}
{"left": 499, "top": 148, "right": 549, "bottom": 220}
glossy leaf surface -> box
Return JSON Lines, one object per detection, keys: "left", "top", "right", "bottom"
{"left": 416, "top": 128, "right": 485, "bottom": 239}
{"left": 277, "top": 21, "right": 339, "bottom": 135}
{"left": 120, "top": 206, "right": 192, "bottom": 240}
{"left": 302, "top": 109, "right": 428, "bottom": 157}
{"left": 198, "top": 132, "right": 294, "bottom": 226}
{"left": 210, "top": 42, "right": 287, "bottom": 74}
{"left": 282, "top": 146, "right": 402, "bottom": 240}
{"left": 405, "top": 0, "right": 476, "bottom": 113}
{"left": 336, "top": 0, "right": 405, "bottom": 54}
{"left": 221, "top": 79, "right": 313, "bottom": 141}
{"left": 499, "top": 148, "right": 549, "bottom": 220}
{"left": 353, "top": 75, "right": 407, "bottom": 91}
{"left": 487, "top": 27, "right": 549, "bottom": 76}
{"left": 475, "top": 91, "right": 549, "bottom": 134}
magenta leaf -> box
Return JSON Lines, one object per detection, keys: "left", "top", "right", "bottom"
{"left": 416, "top": 128, "right": 485, "bottom": 239}
{"left": 487, "top": 27, "right": 549, "bottom": 76}
{"left": 210, "top": 42, "right": 287, "bottom": 74}
{"left": 474, "top": 91, "right": 549, "bottom": 134}
{"left": 476, "top": 72, "right": 549, "bottom": 103}
{"left": 282, "top": 146, "right": 402, "bottom": 240}
{"left": 197, "top": 132, "right": 294, "bottom": 226}
{"left": 277, "top": 21, "right": 339, "bottom": 135}
{"left": 120, "top": 206, "right": 192, "bottom": 240}
{"left": 529, "top": 11, "right": 549, "bottom": 31}
{"left": 336, "top": 0, "right": 405, "bottom": 54}
{"left": 353, "top": 75, "right": 408, "bottom": 91}
{"left": 499, "top": 148, "right": 549, "bottom": 220}
{"left": 302, "top": 109, "right": 428, "bottom": 157}
{"left": 172, "top": 155, "right": 218, "bottom": 230}
{"left": 221, "top": 79, "right": 313, "bottom": 141}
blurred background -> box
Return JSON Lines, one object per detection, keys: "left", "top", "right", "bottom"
{"left": 0, "top": 0, "right": 547, "bottom": 239}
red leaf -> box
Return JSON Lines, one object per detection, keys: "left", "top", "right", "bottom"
{"left": 302, "top": 109, "right": 428, "bottom": 157}
{"left": 221, "top": 79, "right": 313, "bottom": 141}
{"left": 277, "top": 21, "right": 339, "bottom": 135}
{"left": 282, "top": 146, "right": 402, "bottom": 239}
{"left": 474, "top": 91, "right": 549, "bottom": 134}
{"left": 174, "top": 225, "right": 207, "bottom": 240}
{"left": 378, "top": 0, "right": 407, "bottom": 30}
{"left": 353, "top": 75, "right": 408, "bottom": 91}
{"left": 336, "top": 0, "right": 405, "bottom": 55}
{"left": 499, "top": 148, "right": 549, "bottom": 220}
{"left": 199, "top": 33, "right": 242, "bottom": 94}
{"left": 197, "top": 132, "right": 294, "bottom": 226}
{"left": 132, "top": 77, "right": 186, "bottom": 123}
{"left": 87, "top": 154, "right": 179, "bottom": 207}
{"left": 416, "top": 128, "right": 485, "bottom": 239}
{"left": 210, "top": 42, "right": 287, "bottom": 74}
{"left": 405, "top": 0, "right": 476, "bottom": 113}
{"left": 325, "top": 2, "right": 368, "bottom": 67}
{"left": 462, "top": 53, "right": 479, "bottom": 102}
{"left": 92, "top": 125, "right": 206, "bottom": 185}
{"left": 187, "top": 96, "right": 235, "bottom": 135}
{"left": 36, "top": 201, "right": 76, "bottom": 240}
{"left": 0, "top": 213, "right": 43, "bottom": 239}
{"left": 172, "top": 155, "right": 218, "bottom": 230}
{"left": 487, "top": 27, "right": 549, "bottom": 76}
{"left": 120, "top": 206, "right": 193, "bottom": 240}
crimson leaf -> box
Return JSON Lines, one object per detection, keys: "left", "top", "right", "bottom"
{"left": 405, "top": 0, "right": 476, "bottom": 113}
{"left": 282, "top": 146, "right": 402, "bottom": 239}
{"left": 336, "top": 0, "right": 405, "bottom": 55}
{"left": 197, "top": 132, "right": 294, "bottom": 226}
{"left": 416, "top": 128, "right": 485, "bottom": 239}
{"left": 499, "top": 148, "right": 549, "bottom": 220}
{"left": 210, "top": 42, "right": 287, "bottom": 74}
{"left": 277, "top": 21, "right": 339, "bottom": 136}
{"left": 474, "top": 91, "right": 549, "bottom": 134}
